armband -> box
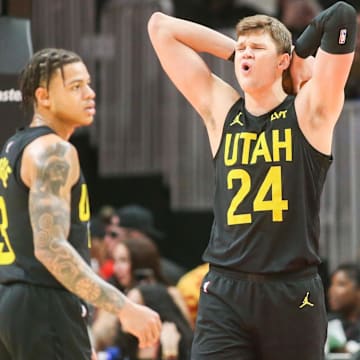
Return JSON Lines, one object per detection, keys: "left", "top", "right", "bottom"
{"left": 294, "top": 1, "right": 357, "bottom": 58}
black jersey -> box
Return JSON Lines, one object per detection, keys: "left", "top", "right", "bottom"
{"left": 0, "top": 126, "right": 91, "bottom": 287}
{"left": 203, "top": 96, "right": 332, "bottom": 273}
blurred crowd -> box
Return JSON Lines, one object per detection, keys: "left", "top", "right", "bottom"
{"left": 89, "top": 204, "right": 193, "bottom": 360}
{"left": 88, "top": 203, "right": 360, "bottom": 360}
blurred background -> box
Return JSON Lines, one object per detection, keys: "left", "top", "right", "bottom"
{"left": 1, "top": 0, "right": 360, "bottom": 273}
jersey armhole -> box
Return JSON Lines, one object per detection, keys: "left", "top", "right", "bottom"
{"left": 213, "top": 97, "right": 243, "bottom": 160}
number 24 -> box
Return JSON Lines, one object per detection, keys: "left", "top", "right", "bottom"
{"left": 227, "top": 166, "right": 288, "bottom": 225}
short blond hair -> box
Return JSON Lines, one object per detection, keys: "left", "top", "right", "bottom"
{"left": 236, "top": 15, "right": 292, "bottom": 55}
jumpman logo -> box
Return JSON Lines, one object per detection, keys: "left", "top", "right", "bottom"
{"left": 230, "top": 112, "right": 244, "bottom": 127}
{"left": 299, "top": 292, "right": 314, "bottom": 308}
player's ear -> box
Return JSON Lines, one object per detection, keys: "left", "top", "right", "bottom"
{"left": 278, "top": 53, "right": 291, "bottom": 71}
{"left": 34, "top": 87, "right": 51, "bottom": 108}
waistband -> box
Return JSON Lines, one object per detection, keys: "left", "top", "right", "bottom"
{"left": 210, "top": 264, "right": 318, "bottom": 282}
{"left": 0, "top": 280, "right": 65, "bottom": 291}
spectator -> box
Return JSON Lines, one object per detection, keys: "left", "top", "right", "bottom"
{"left": 125, "top": 239, "right": 193, "bottom": 360}
{"left": 176, "top": 263, "right": 209, "bottom": 328}
{"left": 89, "top": 216, "right": 107, "bottom": 275}
{"left": 327, "top": 263, "right": 360, "bottom": 354}
{"left": 102, "top": 205, "right": 187, "bottom": 285}
{"left": 92, "top": 237, "right": 192, "bottom": 360}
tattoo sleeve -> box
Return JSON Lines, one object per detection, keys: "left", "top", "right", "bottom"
{"left": 29, "top": 141, "right": 126, "bottom": 314}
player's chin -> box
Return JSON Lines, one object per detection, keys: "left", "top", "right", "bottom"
{"left": 238, "top": 81, "right": 255, "bottom": 93}
{"left": 82, "top": 107, "right": 96, "bottom": 122}
{"left": 83, "top": 113, "right": 95, "bottom": 125}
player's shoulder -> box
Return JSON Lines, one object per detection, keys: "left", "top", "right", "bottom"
{"left": 21, "top": 132, "right": 80, "bottom": 187}
{"left": 25, "top": 133, "right": 78, "bottom": 162}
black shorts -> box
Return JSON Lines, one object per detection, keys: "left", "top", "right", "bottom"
{"left": 191, "top": 266, "right": 327, "bottom": 360}
{"left": 0, "top": 283, "right": 92, "bottom": 360}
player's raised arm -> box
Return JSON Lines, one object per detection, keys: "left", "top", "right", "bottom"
{"left": 148, "top": 12, "right": 240, "bottom": 154}
{"left": 292, "top": 1, "right": 357, "bottom": 137}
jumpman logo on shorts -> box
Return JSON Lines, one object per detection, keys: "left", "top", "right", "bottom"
{"left": 299, "top": 292, "right": 314, "bottom": 308}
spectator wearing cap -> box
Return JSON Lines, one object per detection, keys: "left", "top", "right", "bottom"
{"left": 114, "top": 205, "right": 165, "bottom": 240}
{"left": 102, "top": 205, "right": 187, "bottom": 285}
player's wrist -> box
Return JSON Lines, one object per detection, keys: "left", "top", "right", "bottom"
{"left": 117, "top": 295, "right": 132, "bottom": 317}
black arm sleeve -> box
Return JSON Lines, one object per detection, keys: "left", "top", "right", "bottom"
{"left": 294, "top": 1, "right": 357, "bottom": 58}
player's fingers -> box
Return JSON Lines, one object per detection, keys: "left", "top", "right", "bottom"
{"left": 139, "top": 321, "right": 161, "bottom": 348}
{"left": 143, "top": 329, "right": 159, "bottom": 348}
{"left": 153, "top": 315, "right": 162, "bottom": 338}
{"left": 152, "top": 315, "right": 162, "bottom": 343}
{"left": 138, "top": 332, "right": 153, "bottom": 349}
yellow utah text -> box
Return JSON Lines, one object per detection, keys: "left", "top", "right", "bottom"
{"left": 224, "top": 129, "right": 292, "bottom": 166}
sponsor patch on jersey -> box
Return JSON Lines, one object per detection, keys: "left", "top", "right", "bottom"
{"left": 338, "top": 28, "right": 347, "bottom": 45}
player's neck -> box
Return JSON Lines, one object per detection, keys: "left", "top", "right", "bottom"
{"left": 30, "top": 111, "right": 75, "bottom": 141}
{"left": 244, "top": 85, "right": 288, "bottom": 117}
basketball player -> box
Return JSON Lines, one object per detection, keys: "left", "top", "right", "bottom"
{"left": 0, "top": 48, "right": 161, "bottom": 360}
{"left": 148, "top": 2, "right": 357, "bottom": 359}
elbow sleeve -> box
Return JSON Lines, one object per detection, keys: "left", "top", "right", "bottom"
{"left": 295, "top": 1, "right": 357, "bottom": 58}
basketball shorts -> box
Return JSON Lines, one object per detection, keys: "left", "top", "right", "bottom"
{"left": 0, "top": 283, "right": 92, "bottom": 360}
{"left": 191, "top": 265, "right": 327, "bottom": 360}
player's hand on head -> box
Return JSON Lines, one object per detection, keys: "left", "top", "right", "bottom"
{"left": 118, "top": 299, "right": 162, "bottom": 348}
{"left": 283, "top": 67, "right": 295, "bottom": 95}
{"left": 289, "top": 51, "right": 314, "bottom": 94}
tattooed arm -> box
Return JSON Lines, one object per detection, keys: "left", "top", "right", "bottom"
{"left": 21, "top": 134, "right": 161, "bottom": 348}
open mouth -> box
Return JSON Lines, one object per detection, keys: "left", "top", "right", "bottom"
{"left": 241, "top": 63, "right": 251, "bottom": 73}
{"left": 242, "top": 63, "right": 251, "bottom": 72}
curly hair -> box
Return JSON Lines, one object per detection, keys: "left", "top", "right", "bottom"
{"left": 19, "top": 48, "right": 82, "bottom": 111}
